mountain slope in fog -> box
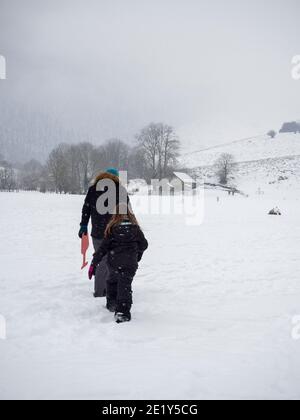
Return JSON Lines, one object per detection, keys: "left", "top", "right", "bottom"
{"left": 187, "top": 133, "right": 300, "bottom": 196}
{"left": 182, "top": 133, "right": 300, "bottom": 168}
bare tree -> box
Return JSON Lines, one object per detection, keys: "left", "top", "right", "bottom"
{"left": 102, "top": 139, "right": 130, "bottom": 170}
{"left": 128, "top": 146, "right": 150, "bottom": 180}
{"left": 136, "top": 123, "right": 180, "bottom": 180}
{"left": 68, "top": 145, "right": 82, "bottom": 194}
{"left": 20, "top": 159, "right": 44, "bottom": 191}
{"left": 0, "top": 163, "right": 17, "bottom": 191}
{"left": 76, "top": 142, "right": 95, "bottom": 193}
{"left": 160, "top": 125, "right": 180, "bottom": 178}
{"left": 91, "top": 145, "right": 109, "bottom": 175}
{"left": 215, "top": 153, "right": 235, "bottom": 185}
{"left": 136, "top": 123, "right": 160, "bottom": 179}
{"left": 47, "top": 144, "right": 72, "bottom": 193}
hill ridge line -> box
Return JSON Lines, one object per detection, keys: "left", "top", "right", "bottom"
{"left": 182, "top": 134, "right": 265, "bottom": 156}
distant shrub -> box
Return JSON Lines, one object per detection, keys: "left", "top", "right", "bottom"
{"left": 267, "top": 130, "right": 277, "bottom": 139}
{"left": 279, "top": 122, "right": 300, "bottom": 134}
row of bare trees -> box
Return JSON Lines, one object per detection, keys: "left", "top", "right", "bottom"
{"left": 46, "top": 140, "right": 132, "bottom": 194}
{"left": 3, "top": 123, "right": 181, "bottom": 194}
{"left": 46, "top": 122, "right": 180, "bottom": 193}
{"left": 0, "top": 153, "right": 18, "bottom": 191}
{"left": 1, "top": 124, "right": 239, "bottom": 194}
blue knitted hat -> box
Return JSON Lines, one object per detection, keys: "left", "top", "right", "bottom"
{"left": 106, "top": 168, "right": 119, "bottom": 177}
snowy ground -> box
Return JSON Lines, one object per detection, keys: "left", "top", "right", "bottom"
{"left": 0, "top": 190, "right": 300, "bottom": 400}
{"left": 182, "top": 133, "right": 300, "bottom": 168}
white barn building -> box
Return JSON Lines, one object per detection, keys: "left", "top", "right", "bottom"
{"left": 170, "top": 172, "right": 197, "bottom": 194}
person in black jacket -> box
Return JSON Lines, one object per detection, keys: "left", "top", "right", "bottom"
{"left": 79, "top": 168, "right": 129, "bottom": 298}
{"left": 88, "top": 203, "right": 148, "bottom": 323}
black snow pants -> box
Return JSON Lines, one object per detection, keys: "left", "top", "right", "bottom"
{"left": 107, "top": 266, "right": 137, "bottom": 312}
{"left": 92, "top": 238, "right": 109, "bottom": 297}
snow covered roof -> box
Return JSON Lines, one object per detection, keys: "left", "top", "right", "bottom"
{"left": 173, "top": 172, "right": 195, "bottom": 183}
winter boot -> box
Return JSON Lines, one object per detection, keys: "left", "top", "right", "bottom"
{"left": 114, "top": 303, "right": 131, "bottom": 323}
{"left": 114, "top": 311, "right": 131, "bottom": 323}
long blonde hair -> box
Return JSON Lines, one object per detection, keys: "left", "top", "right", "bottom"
{"left": 105, "top": 203, "right": 139, "bottom": 238}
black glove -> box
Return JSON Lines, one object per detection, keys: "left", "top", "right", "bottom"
{"left": 78, "top": 225, "right": 88, "bottom": 238}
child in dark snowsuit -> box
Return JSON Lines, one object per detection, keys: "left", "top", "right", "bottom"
{"left": 88, "top": 204, "right": 148, "bottom": 323}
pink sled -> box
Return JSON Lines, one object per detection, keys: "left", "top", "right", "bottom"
{"left": 81, "top": 234, "right": 90, "bottom": 270}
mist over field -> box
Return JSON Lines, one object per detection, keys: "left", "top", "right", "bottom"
{"left": 1, "top": 0, "right": 300, "bottom": 162}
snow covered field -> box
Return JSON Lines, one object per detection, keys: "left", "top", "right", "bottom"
{"left": 182, "top": 133, "right": 300, "bottom": 168}
{"left": 0, "top": 190, "right": 300, "bottom": 400}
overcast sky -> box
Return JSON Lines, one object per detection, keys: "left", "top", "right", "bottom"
{"left": 1, "top": 0, "right": 300, "bottom": 151}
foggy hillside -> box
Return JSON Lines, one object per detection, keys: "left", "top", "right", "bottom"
{"left": 183, "top": 132, "right": 300, "bottom": 168}
{"left": 187, "top": 132, "right": 300, "bottom": 195}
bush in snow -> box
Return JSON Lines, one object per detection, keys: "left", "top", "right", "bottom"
{"left": 279, "top": 121, "right": 300, "bottom": 134}
{"left": 267, "top": 130, "right": 277, "bottom": 139}
{"left": 269, "top": 207, "right": 282, "bottom": 216}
